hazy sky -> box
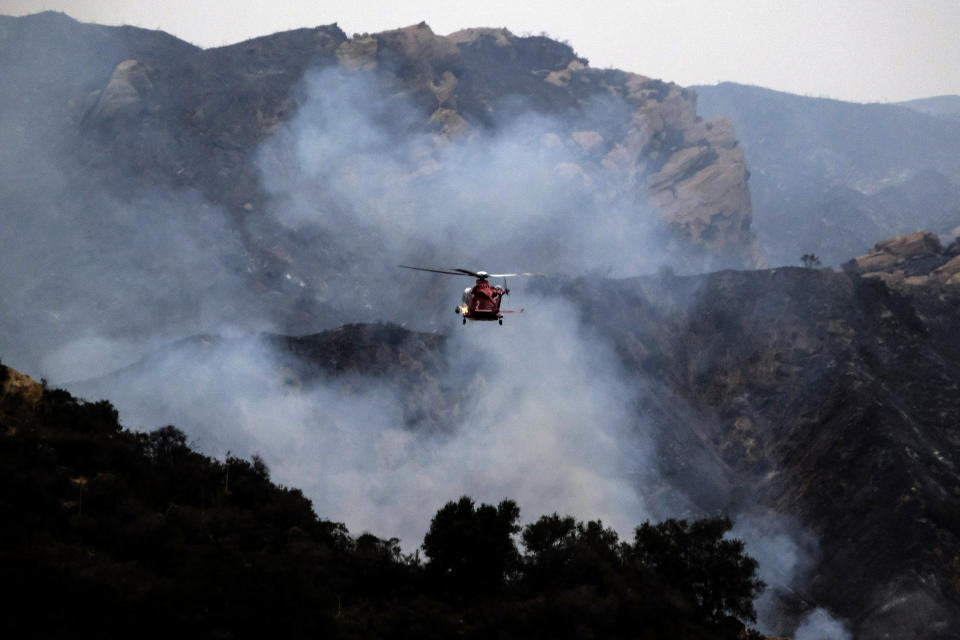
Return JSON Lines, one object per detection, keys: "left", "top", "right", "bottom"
{"left": 3, "top": 0, "right": 958, "bottom": 103}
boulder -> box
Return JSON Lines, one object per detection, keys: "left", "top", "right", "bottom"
{"left": 852, "top": 251, "right": 902, "bottom": 272}
{"left": 336, "top": 35, "right": 378, "bottom": 70}
{"left": 873, "top": 231, "right": 942, "bottom": 258}
{"left": 848, "top": 232, "right": 948, "bottom": 276}
{"left": 1, "top": 365, "right": 43, "bottom": 408}
{"left": 931, "top": 255, "right": 960, "bottom": 281}
{"left": 446, "top": 27, "right": 512, "bottom": 47}
{"left": 87, "top": 59, "right": 152, "bottom": 120}
{"left": 376, "top": 22, "right": 461, "bottom": 72}
{"left": 683, "top": 116, "right": 738, "bottom": 149}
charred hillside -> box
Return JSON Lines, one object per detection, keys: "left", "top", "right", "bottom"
{"left": 57, "top": 252, "right": 960, "bottom": 638}
{"left": 68, "top": 323, "right": 459, "bottom": 434}
{"left": 557, "top": 263, "right": 960, "bottom": 637}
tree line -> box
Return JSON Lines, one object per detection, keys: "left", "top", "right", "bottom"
{"left": 0, "top": 367, "right": 763, "bottom": 639}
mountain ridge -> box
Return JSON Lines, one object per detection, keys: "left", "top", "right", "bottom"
{"left": 3, "top": 11, "right": 763, "bottom": 263}
{"left": 694, "top": 82, "right": 960, "bottom": 267}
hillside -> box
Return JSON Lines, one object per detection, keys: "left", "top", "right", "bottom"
{"left": 694, "top": 83, "right": 960, "bottom": 267}
{"left": 4, "top": 10, "right": 960, "bottom": 640}
{"left": 61, "top": 243, "right": 960, "bottom": 639}
{"left": 898, "top": 95, "right": 960, "bottom": 121}
{"left": 558, "top": 262, "right": 960, "bottom": 637}
{"left": 1, "top": 12, "right": 764, "bottom": 378}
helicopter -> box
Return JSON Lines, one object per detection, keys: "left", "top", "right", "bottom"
{"left": 399, "top": 266, "right": 541, "bottom": 325}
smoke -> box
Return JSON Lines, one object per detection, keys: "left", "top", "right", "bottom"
{"left": 43, "top": 66, "right": 679, "bottom": 545}
{"left": 0, "top": 36, "right": 269, "bottom": 382}
{"left": 3, "top": 39, "right": 831, "bottom": 630}
{"left": 730, "top": 511, "right": 821, "bottom": 634}
{"left": 2, "top": 50, "right": 669, "bottom": 546}
{"left": 0, "top": 178, "right": 273, "bottom": 382}
{"left": 71, "top": 296, "right": 651, "bottom": 545}
{"left": 254, "top": 67, "right": 671, "bottom": 325}
{"left": 794, "top": 608, "right": 852, "bottom": 640}
{"left": 229, "top": 67, "right": 680, "bottom": 539}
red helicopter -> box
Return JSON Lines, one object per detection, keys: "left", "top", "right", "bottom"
{"left": 399, "top": 266, "right": 541, "bottom": 325}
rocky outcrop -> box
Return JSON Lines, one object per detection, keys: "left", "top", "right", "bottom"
{"left": 844, "top": 231, "right": 960, "bottom": 285}
{"left": 92, "top": 16, "right": 763, "bottom": 268}
{"left": 1, "top": 365, "right": 43, "bottom": 407}
{"left": 644, "top": 116, "right": 758, "bottom": 264}
{"left": 85, "top": 59, "right": 153, "bottom": 120}
{"left": 932, "top": 255, "right": 960, "bottom": 284}
{"left": 0, "top": 364, "right": 45, "bottom": 434}
{"left": 326, "top": 23, "right": 764, "bottom": 267}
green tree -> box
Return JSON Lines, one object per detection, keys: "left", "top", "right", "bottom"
{"left": 801, "top": 253, "right": 822, "bottom": 268}
{"left": 422, "top": 496, "right": 521, "bottom": 595}
{"left": 143, "top": 425, "right": 189, "bottom": 462}
{"left": 522, "top": 514, "right": 624, "bottom": 591}
{"left": 629, "top": 517, "right": 764, "bottom": 625}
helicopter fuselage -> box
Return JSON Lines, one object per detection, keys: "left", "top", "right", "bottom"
{"left": 398, "top": 265, "right": 532, "bottom": 325}
{"left": 456, "top": 279, "right": 507, "bottom": 324}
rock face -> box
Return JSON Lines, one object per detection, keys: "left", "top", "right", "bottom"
{"left": 0, "top": 366, "right": 44, "bottom": 422}
{"left": 86, "top": 59, "right": 153, "bottom": 119}
{"left": 932, "top": 255, "right": 960, "bottom": 284}
{"left": 844, "top": 231, "right": 960, "bottom": 285}
{"left": 445, "top": 27, "right": 762, "bottom": 267}
{"left": 304, "top": 21, "right": 764, "bottom": 268}
{"left": 2, "top": 13, "right": 762, "bottom": 271}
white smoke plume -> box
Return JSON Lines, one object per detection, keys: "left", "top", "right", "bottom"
{"left": 253, "top": 67, "right": 670, "bottom": 325}
{"left": 77, "top": 296, "right": 651, "bottom": 545}
{"left": 794, "top": 607, "right": 853, "bottom": 640}
{"left": 731, "top": 512, "right": 820, "bottom": 634}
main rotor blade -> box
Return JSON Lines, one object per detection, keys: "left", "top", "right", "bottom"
{"left": 451, "top": 268, "right": 545, "bottom": 278}
{"left": 399, "top": 265, "right": 544, "bottom": 278}
{"left": 488, "top": 272, "right": 545, "bottom": 278}
{"left": 398, "top": 265, "right": 472, "bottom": 276}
